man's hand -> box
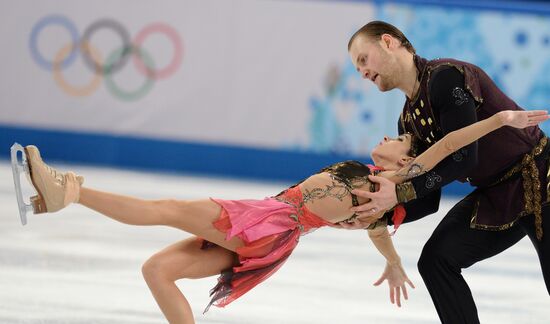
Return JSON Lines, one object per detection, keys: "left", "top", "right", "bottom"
{"left": 350, "top": 175, "right": 398, "bottom": 217}
{"left": 374, "top": 261, "right": 416, "bottom": 307}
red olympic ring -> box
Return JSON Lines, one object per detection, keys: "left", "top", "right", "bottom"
{"left": 133, "top": 23, "right": 183, "bottom": 80}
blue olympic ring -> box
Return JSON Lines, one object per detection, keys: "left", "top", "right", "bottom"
{"left": 29, "top": 15, "right": 79, "bottom": 71}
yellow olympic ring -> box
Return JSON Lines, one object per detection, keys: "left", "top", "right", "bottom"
{"left": 52, "top": 42, "right": 102, "bottom": 97}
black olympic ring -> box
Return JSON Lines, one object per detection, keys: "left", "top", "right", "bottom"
{"left": 80, "top": 18, "right": 132, "bottom": 75}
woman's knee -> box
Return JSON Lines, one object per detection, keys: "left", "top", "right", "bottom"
{"left": 142, "top": 254, "right": 165, "bottom": 283}
{"left": 142, "top": 252, "right": 186, "bottom": 284}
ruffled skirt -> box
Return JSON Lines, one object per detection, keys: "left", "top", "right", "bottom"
{"left": 202, "top": 187, "right": 330, "bottom": 311}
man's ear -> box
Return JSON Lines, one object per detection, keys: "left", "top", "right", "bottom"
{"left": 380, "top": 34, "right": 396, "bottom": 49}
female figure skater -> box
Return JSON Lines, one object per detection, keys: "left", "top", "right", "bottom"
{"left": 19, "top": 109, "right": 547, "bottom": 323}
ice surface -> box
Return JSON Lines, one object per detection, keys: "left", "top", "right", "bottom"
{"left": 0, "top": 161, "right": 547, "bottom": 323}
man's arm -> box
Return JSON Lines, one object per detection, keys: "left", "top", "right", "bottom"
{"left": 398, "top": 67, "right": 479, "bottom": 202}
{"left": 391, "top": 189, "right": 440, "bottom": 224}
{"left": 349, "top": 110, "right": 547, "bottom": 222}
{"left": 394, "top": 116, "right": 442, "bottom": 222}
{"left": 350, "top": 66, "right": 478, "bottom": 217}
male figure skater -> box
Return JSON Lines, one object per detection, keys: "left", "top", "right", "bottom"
{"left": 346, "top": 21, "right": 550, "bottom": 323}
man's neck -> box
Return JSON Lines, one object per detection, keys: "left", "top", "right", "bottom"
{"left": 397, "top": 53, "right": 419, "bottom": 99}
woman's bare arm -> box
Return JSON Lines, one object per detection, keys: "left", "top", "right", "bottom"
{"left": 368, "top": 225, "right": 400, "bottom": 264}
{"left": 383, "top": 110, "right": 548, "bottom": 184}
{"left": 367, "top": 225, "right": 415, "bottom": 307}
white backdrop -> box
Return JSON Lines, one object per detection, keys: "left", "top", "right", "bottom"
{"left": 0, "top": 0, "right": 383, "bottom": 151}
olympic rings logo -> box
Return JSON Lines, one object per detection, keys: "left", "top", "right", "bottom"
{"left": 29, "top": 15, "right": 183, "bottom": 101}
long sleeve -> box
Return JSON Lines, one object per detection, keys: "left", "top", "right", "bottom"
{"left": 398, "top": 67, "right": 479, "bottom": 201}
{"left": 391, "top": 189, "right": 440, "bottom": 224}
{"left": 394, "top": 121, "right": 441, "bottom": 221}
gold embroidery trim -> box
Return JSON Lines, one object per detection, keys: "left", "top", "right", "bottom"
{"left": 396, "top": 182, "right": 417, "bottom": 204}
{"left": 470, "top": 137, "right": 548, "bottom": 239}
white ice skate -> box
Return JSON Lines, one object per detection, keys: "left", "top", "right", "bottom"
{"left": 11, "top": 143, "right": 83, "bottom": 225}
{"left": 11, "top": 143, "right": 32, "bottom": 225}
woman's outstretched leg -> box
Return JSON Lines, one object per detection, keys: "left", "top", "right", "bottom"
{"left": 24, "top": 144, "right": 243, "bottom": 252}
{"left": 77, "top": 188, "right": 244, "bottom": 251}
{"left": 142, "top": 237, "right": 238, "bottom": 324}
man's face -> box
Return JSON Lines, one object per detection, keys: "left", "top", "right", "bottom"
{"left": 348, "top": 35, "right": 397, "bottom": 92}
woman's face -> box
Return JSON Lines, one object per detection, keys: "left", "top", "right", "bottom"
{"left": 371, "top": 133, "right": 413, "bottom": 170}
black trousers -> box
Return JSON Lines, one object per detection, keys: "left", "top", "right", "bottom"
{"left": 418, "top": 195, "right": 550, "bottom": 324}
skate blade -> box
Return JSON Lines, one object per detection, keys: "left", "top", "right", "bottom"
{"left": 10, "top": 143, "right": 34, "bottom": 225}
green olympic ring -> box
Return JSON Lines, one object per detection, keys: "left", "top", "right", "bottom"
{"left": 104, "top": 47, "right": 155, "bottom": 101}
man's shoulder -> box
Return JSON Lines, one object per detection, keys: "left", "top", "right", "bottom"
{"left": 427, "top": 57, "right": 471, "bottom": 67}
{"left": 423, "top": 57, "right": 475, "bottom": 86}
{"left": 425, "top": 57, "right": 483, "bottom": 76}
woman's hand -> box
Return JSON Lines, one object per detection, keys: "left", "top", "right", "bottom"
{"left": 373, "top": 260, "right": 415, "bottom": 307}
{"left": 331, "top": 211, "right": 387, "bottom": 230}
{"left": 331, "top": 217, "right": 372, "bottom": 229}
{"left": 497, "top": 110, "right": 549, "bottom": 129}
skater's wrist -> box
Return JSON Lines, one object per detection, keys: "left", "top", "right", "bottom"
{"left": 387, "top": 257, "right": 401, "bottom": 266}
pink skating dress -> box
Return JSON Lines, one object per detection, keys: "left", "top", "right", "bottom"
{"left": 203, "top": 185, "right": 332, "bottom": 312}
